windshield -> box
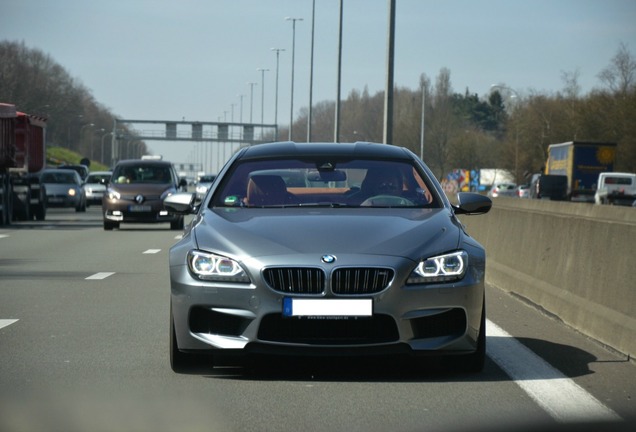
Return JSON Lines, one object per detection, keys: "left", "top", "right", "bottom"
{"left": 604, "top": 176, "right": 633, "bottom": 185}
{"left": 112, "top": 165, "right": 172, "bottom": 184}
{"left": 86, "top": 174, "right": 111, "bottom": 184}
{"left": 41, "top": 172, "right": 78, "bottom": 184}
{"left": 211, "top": 158, "right": 440, "bottom": 208}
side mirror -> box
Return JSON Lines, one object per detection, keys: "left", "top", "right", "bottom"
{"left": 452, "top": 192, "right": 492, "bottom": 215}
{"left": 164, "top": 192, "right": 196, "bottom": 214}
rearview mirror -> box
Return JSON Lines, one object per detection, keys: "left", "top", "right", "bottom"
{"left": 306, "top": 169, "right": 347, "bottom": 182}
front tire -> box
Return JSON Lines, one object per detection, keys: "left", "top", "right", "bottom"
{"left": 103, "top": 220, "right": 119, "bottom": 230}
{"left": 33, "top": 202, "right": 46, "bottom": 221}
{"left": 170, "top": 216, "right": 184, "bottom": 230}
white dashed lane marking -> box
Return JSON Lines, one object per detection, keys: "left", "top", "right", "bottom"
{"left": 0, "top": 319, "right": 19, "bottom": 330}
{"left": 85, "top": 272, "right": 116, "bottom": 280}
{"left": 85, "top": 249, "right": 162, "bottom": 279}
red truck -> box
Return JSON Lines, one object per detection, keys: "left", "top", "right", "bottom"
{"left": 0, "top": 102, "right": 47, "bottom": 225}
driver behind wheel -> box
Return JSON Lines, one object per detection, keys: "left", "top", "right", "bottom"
{"left": 349, "top": 167, "right": 403, "bottom": 205}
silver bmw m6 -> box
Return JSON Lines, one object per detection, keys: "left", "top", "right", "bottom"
{"left": 165, "top": 142, "right": 491, "bottom": 373}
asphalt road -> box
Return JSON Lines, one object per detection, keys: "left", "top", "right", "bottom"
{"left": 1, "top": 207, "right": 634, "bottom": 431}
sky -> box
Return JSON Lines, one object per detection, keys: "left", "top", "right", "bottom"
{"left": 2, "top": 0, "right": 635, "bottom": 169}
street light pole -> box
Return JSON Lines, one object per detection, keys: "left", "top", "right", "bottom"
{"left": 256, "top": 68, "right": 269, "bottom": 125}
{"left": 285, "top": 16, "right": 303, "bottom": 141}
{"left": 383, "top": 0, "right": 396, "bottom": 145}
{"left": 271, "top": 48, "right": 285, "bottom": 141}
{"left": 101, "top": 131, "right": 113, "bottom": 164}
{"left": 237, "top": 94, "right": 244, "bottom": 123}
{"left": 80, "top": 123, "right": 94, "bottom": 156}
{"left": 420, "top": 76, "right": 426, "bottom": 160}
{"left": 334, "top": 0, "right": 343, "bottom": 142}
{"left": 91, "top": 128, "right": 105, "bottom": 160}
{"left": 247, "top": 82, "right": 257, "bottom": 123}
{"left": 308, "top": 0, "right": 316, "bottom": 142}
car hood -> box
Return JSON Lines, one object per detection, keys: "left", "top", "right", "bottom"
{"left": 43, "top": 183, "right": 80, "bottom": 192}
{"left": 84, "top": 184, "right": 106, "bottom": 190}
{"left": 193, "top": 207, "right": 462, "bottom": 260}
{"left": 109, "top": 183, "right": 173, "bottom": 196}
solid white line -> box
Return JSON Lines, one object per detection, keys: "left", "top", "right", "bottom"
{"left": 85, "top": 272, "right": 116, "bottom": 280}
{"left": 486, "top": 319, "right": 622, "bottom": 423}
{"left": 0, "top": 234, "right": 9, "bottom": 239}
{"left": 0, "top": 319, "right": 19, "bottom": 330}
{"left": 143, "top": 249, "right": 161, "bottom": 254}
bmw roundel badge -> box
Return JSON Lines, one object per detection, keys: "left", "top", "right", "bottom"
{"left": 321, "top": 254, "right": 336, "bottom": 264}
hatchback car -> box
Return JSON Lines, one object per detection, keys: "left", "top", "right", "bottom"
{"left": 194, "top": 174, "right": 216, "bottom": 201}
{"left": 515, "top": 184, "right": 530, "bottom": 198}
{"left": 102, "top": 159, "right": 186, "bottom": 230}
{"left": 40, "top": 169, "right": 87, "bottom": 212}
{"left": 83, "top": 171, "right": 112, "bottom": 206}
{"left": 487, "top": 182, "right": 517, "bottom": 198}
{"left": 165, "top": 142, "right": 492, "bottom": 373}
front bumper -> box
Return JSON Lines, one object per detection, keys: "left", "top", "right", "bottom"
{"left": 85, "top": 189, "right": 105, "bottom": 204}
{"left": 46, "top": 194, "right": 81, "bottom": 208}
{"left": 103, "top": 198, "right": 179, "bottom": 223}
{"left": 170, "top": 252, "right": 486, "bottom": 357}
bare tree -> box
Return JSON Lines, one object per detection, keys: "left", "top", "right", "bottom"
{"left": 561, "top": 69, "right": 581, "bottom": 99}
{"left": 598, "top": 42, "right": 636, "bottom": 95}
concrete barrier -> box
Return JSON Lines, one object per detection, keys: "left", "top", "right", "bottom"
{"left": 459, "top": 197, "right": 636, "bottom": 358}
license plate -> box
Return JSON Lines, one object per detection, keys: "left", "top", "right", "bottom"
{"left": 128, "top": 205, "right": 151, "bottom": 212}
{"left": 282, "top": 298, "right": 372, "bottom": 318}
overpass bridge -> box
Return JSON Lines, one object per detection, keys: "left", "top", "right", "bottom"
{"left": 109, "top": 118, "right": 278, "bottom": 173}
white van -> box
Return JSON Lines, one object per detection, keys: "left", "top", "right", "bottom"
{"left": 594, "top": 172, "right": 636, "bottom": 205}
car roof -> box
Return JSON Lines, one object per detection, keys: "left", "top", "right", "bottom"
{"left": 44, "top": 168, "right": 79, "bottom": 173}
{"left": 239, "top": 141, "right": 413, "bottom": 161}
{"left": 59, "top": 164, "right": 88, "bottom": 169}
{"left": 114, "top": 159, "right": 173, "bottom": 168}
{"left": 42, "top": 169, "right": 81, "bottom": 178}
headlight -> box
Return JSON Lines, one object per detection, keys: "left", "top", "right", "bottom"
{"left": 407, "top": 251, "right": 468, "bottom": 284}
{"left": 106, "top": 188, "right": 121, "bottom": 200}
{"left": 68, "top": 188, "right": 77, "bottom": 197}
{"left": 187, "top": 250, "right": 250, "bottom": 283}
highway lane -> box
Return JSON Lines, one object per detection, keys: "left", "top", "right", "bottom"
{"left": 0, "top": 207, "right": 634, "bottom": 431}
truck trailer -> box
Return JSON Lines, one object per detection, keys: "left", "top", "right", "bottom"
{"left": 544, "top": 141, "right": 616, "bottom": 202}
{"left": 0, "top": 103, "right": 47, "bottom": 225}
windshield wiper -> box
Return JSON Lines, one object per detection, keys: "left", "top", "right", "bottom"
{"left": 297, "top": 202, "right": 352, "bottom": 208}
